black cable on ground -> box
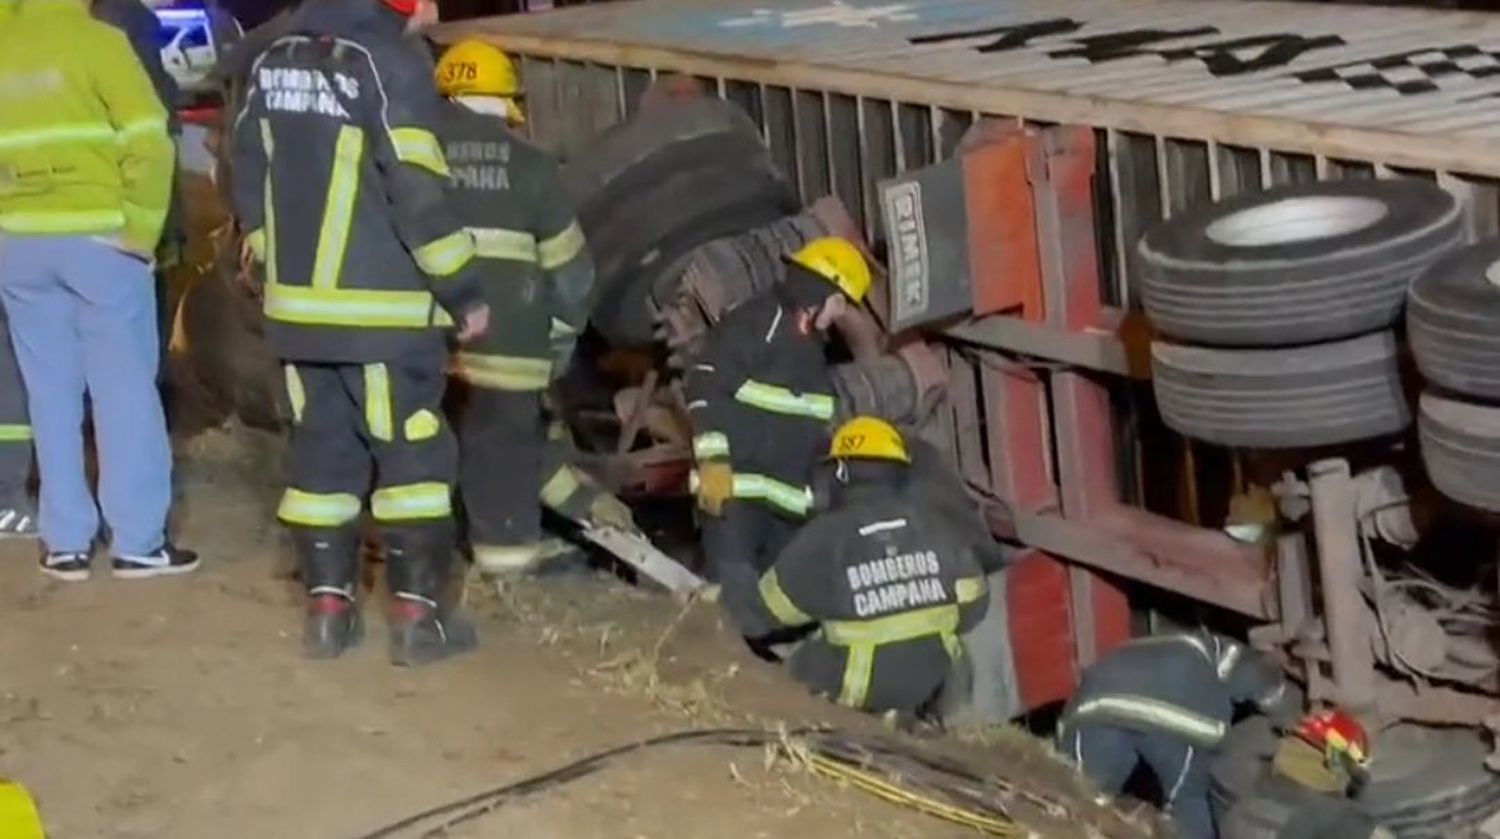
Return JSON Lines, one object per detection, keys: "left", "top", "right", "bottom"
{"left": 354, "top": 728, "right": 789, "bottom": 839}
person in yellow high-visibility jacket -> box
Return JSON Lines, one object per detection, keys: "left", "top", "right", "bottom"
{"left": 0, "top": 0, "right": 195, "bottom": 581}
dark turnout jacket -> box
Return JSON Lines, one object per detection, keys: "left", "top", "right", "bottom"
{"left": 438, "top": 103, "right": 595, "bottom": 391}
{"left": 737, "top": 464, "right": 995, "bottom": 713}
{"left": 230, "top": 0, "right": 482, "bottom": 363}
{"left": 1063, "top": 631, "right": 1288, "bottom": 748}
{"left": 685, "top": 269, "right": 838, "bottom": 520}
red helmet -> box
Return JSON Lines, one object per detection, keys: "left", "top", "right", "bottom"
{"left": 382, "top": 0, "right": 419, "bottom": 16}
{"left": 1295, "top": 708, "right": 1371, "bottom": 771}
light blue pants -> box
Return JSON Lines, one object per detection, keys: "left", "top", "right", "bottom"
{"left": 0, "top": 234, "right": 171, "bottom": 555}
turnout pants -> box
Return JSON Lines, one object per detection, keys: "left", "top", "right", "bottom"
{"left": 704, "top": 499, "right": 801, "bottom": 633}
{"left": 278, "top": 359, "right": 456, "bottom": 567}
{"left": 0, "top": 235, "right": 171, "bottom": 554}
{"left": 1059, "top": 720, "right": 1215, "bottom": 839}
{"left": 457, "top": 387, "right": 546, "bottom": 567}
{"left": 0, "top": 300, "right": 31, "bottom": 507}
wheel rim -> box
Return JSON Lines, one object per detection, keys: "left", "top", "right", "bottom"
{"left": 1205, "top": 196, "right": 1389, "bottom": 247}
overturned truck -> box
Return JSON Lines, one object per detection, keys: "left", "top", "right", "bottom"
{"left": 418, "top": 0, "right": 1500, "bottom": 836}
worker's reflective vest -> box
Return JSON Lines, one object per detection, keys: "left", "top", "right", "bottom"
{"left": 1064, "top": 632, "right": 1284, "bottom": 748}
{"left": 438, "top": 102, "right": 595, "bottom": 391}
{"left": 229, "top": 4, "right": 483, "bottom": 364}
{"left": 685, "top": 286, "right": 836, "bottom": 518}
{"left": 0, "top": 0, "right": 174, "bottom": 257}
{"left": 736, "top": 482, "right": 993, "bottom": 713}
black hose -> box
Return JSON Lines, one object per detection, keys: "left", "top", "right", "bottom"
{"left": 354, "top": 728, "right": 798, "bottom": 839}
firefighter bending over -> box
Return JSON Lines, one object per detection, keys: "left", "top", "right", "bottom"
{"left": 1056, "top": 631, "right": 1293, "bottom": 839}
{"left": 1220, "top": 709, "right": 1393, "bottom": 839}
{"left": 430, "top": 40, "right": 612, "bottom": 579}
{"left": 686, "top": 237, "right": 870, "bottom": 622}
{"left": 231, "top": 0, "right": 490, "bottom": 665}
{"left": 731, "top": 417, "right": 991, "bottom": 716}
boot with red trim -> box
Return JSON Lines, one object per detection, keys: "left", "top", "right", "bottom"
{"left": 294, "top": 527, "right": 364, "bottom": 659}
{"left": 384, "top": 524, "right": 477, "bottom": 667}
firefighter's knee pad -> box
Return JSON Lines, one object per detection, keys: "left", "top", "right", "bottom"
{"left": 403, "top": 408, "right": 441, "bottom": 441}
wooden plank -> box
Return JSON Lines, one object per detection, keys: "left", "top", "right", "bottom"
{"left": 827, "top": 92, "right": 865, "bottom": 234}
{"left": 794, "top": 89, "right": 831, "bottom": 200}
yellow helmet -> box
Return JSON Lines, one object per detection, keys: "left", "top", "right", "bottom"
{"left": 788, "top": 236, "right": 872, "bottom": 304}
{"left": 0, "top": 780, "right": 43, "bottom": 839}
{"left": 828, "top": 416, "right": 909, "bottom": 464}
{"left": 435, "top": 41, "right": 525, "bottom": 121}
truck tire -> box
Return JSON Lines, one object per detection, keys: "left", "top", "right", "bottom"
{"left": 1211, "top": 717, "right": 1500, "bottom": 838}
{"left": 1151, "top": 333, "right": 1409, "bottom": 449}
{"left": 1418, "top": 391, "right": 1500, "bottom": 512}
{"left": 1408, "top": 241, "right": 1500, "bottom": 399}
{"left": 563, "top": 99, "right": 798, "bottom": 347}
{"left": 1138, "top": 179, "right": 1462, "bottom": 347}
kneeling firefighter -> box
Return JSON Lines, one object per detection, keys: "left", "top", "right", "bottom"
{"left": 1056, "top": 631, "right": 1295, "bottom": 839}
{"left": 730, "top": 417, "right": 992, "bottom": 715}
{"left": 231, "top": 0, "right": 491, "bottom": 666}
{"left": 685, "top": 237, "right": 870, "bottom": 624}
{"left": 432, "top": 40, "right": 613, "bottom": 578}
{"left": 1220, "top": 709, "right": 1393, "bottom": 839}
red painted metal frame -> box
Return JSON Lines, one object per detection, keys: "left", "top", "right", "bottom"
{"left": 954, "top": 121, "right": 1277, "bottom": 708}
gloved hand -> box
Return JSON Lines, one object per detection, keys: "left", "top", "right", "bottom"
{"left": 695, "top": 461, "right": 734, "bottom": 517}
{"left": 587, "top": 493, "right": 637, "bottom": 532}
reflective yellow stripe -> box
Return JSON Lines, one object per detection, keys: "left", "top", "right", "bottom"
{"left": 956, "top": 576, "right": 985, "bottom": 605}
{"left": 403, "top": 409, "right": 440, "bottom": 441}
{"left": 117, "top": 116, "right": 167, "bottom": 140}
{"left": 283, "top": 364, "right": 305, "bottom": 423}
{"left": 758, "top": 568, "right": 812, "bottom": 626}
{"left": 414, "top": 230, "right": 476, "bottom": 277}
{"left": 0, "top": 425, "right": 31, "bottom": 442}
{"left": 277, "top": 489, "right": 362, "bottom": 526}
{"left": 390, "top": 127, "right": 449, "bottom": 177}
{"left": 263, "top": 284, "right": 439, "bottom": 328}
{"left": 362, "top": 363, "right": 393, "bottom": 442}
{"left": 473, "top": 543, "right": 543, "bottom": 574}
{"left": 310, "top": 125, "right": 363, "bottom": 289}
{"left": 450, "top": 351, "right": 551, "bottom": 391}
{"left": 539, "top": 465, "right": 581, "bottom": 508}
{"left": 537, "top": 221, "right": 585, "bottom": 270}
{"left": 246, "top": 228, "right": 267, "bottom": 262}
{"left": 729, "top": 473, "right": 813, "bottom": 517}
{"left": 371, "top": 481, "right": 452, "bottom": 521}
{"left": 823, "top": 604, "right": 960, "bottom": 646}
{"left": 469, "top": 227, "right": 538, "bottom": 262}
{"left": 1217, "top": 642, "right": 1244, "bottom": 681}
{"left": 0, "top": 123, "right": 114, "bottom": 150}
{"left": 692, "top": 431, "right": 730, "bottom": 459}
{"left": 940, "top": 631, "right": 963, "bottom": 661}
{"left": 838, "top": 643, "right": 875, "bottom": 708}
{"left": 1072, "top": 696, "right": 1228, "bottom": 745}
{"left": 0, "top": 209, "right": 126, "bottom": 234}
{"left": 259, "top": 119, "right": 279, "bottom": 286}
{"left": 734, "top": 380, "right": 835, "bottom": 421}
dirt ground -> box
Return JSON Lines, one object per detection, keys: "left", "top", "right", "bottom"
{"left": 0, "top": 425, "right": 1148, "bottom": 839}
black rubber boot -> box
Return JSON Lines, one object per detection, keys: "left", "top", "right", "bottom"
{"left": 293, "top": 526, "right": 364, "bottom": 659}
{"left": 384, "top": 524, "right": 478, "bottom": 668}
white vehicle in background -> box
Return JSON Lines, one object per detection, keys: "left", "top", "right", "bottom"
{"left": 155, "top": 4, "right": 241, "bottom": 96}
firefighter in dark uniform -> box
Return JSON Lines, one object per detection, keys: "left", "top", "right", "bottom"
{"left": 1221, "top": 709, "right": 1393, "bottom": 839}
{"left": 1056, "top": 631, "right": 1294, "bottom": 839}
{"left": 230, "top": 0, "right": 490, "bottom": 665}
{"left": 686, "top": 237, "right": 872, "bottom": 621}
{"left": 429, "top": 40, "right": 613, "bottom": 578}
{"left": 731, "top": 416, "right": 993, "bottom": 715}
